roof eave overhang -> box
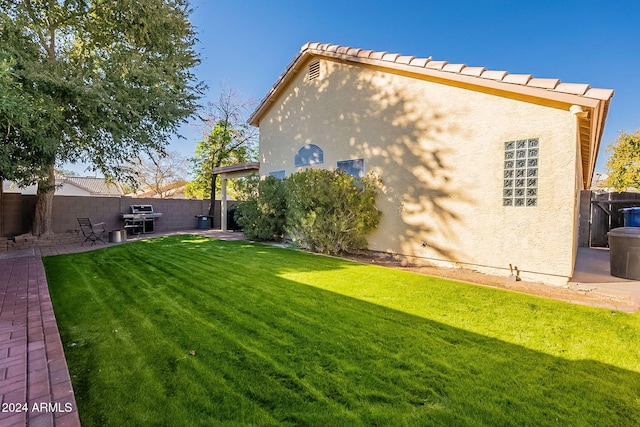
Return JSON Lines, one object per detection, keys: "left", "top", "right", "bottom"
{"left": 578, "top": 97, "right": 612, "bottom": 189}
{"left": 211, "top": 161, "right": 260, "bottom": 178}
{"left": 249, "top": 46, "right": 612, "bottom": 126}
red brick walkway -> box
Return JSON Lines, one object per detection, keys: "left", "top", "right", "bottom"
{"left": 0, "top": 254, "right": 80, "bottom": 427}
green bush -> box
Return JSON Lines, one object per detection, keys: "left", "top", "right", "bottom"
{"left": 234, "top": 176, "right": 287, "bottom": 241}
{"left": 285, "top": 168, "right": 381, "bottom": 254}
{"left": 235, "top": 169, "right": 382, "bottom": 254}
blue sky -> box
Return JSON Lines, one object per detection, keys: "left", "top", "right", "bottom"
{"left": 81, "top": 1, "right": 640, "bottom": 177}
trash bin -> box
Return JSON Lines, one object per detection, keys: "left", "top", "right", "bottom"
{"left": 608, "top": 227, "right": 640, "bottom": 280}
{"left": 109, "top": 230, "right": 125, "bottom": 243}
{"left": 621, "top": 207, "right": 640, "bottom": 227}
{"left": 196, "top": 215, "right": 210, "bottom": 230}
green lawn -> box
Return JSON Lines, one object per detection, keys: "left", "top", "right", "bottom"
{"left": 44, "top": 235, "right": 640, "bottom": 426}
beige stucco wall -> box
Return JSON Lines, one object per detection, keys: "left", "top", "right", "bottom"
{"left": 258, "top": 58, "right": 581, "bottom": 285}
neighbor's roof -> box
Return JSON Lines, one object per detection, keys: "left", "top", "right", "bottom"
{"left": 248, "top": 42, "right": 614, "bottom": 188}
{"left": 1, "top": 176, "right": 125, "bottom": 196}
{"left": 64, "top": 177, "right": 125, "bottom": 196}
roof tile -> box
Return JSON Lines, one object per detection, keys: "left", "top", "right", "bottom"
{"left": 382, "top": 53, "right": 401, "bottom": 62}
{"left": 442, "top": 63, "right": 466, "bottom": 73}
{"left": 369, "top": 51, "right": 388, "bottom": 60}
{"left": 357, "top": 49, "right": 374, "bottom": 58}
{"left": 425, "top": 60, "right": 448, "bottom": 70}
{"left": 527, "top": 78, "right": 560, "bottom": 89}
{"left": 396, "top": 55, "right": 415, "bottom": 65}
{"left": 555, "top": 83, "right": 590, "bottom": 95}
{"left": 584, "top": 88, "right": 615, "bottom": 100}
{"left": 460, "top": 66, "right": 486, "bottom": 77}
{"left": 480, "top": 70, "right": 508, "bottom": 80}
{"left": 336, "top": 46, "right": 350, "bottom": 54}
{"left": 346, "top": 47, "right": 362, "bottom": 56}
{"left": 409, "top": 57, "right": 431, "bottom": 67}
{"left": 501, "top": 73, "right": 532, "bottom": 85}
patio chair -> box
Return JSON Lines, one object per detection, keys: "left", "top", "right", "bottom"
{"left": 77, "top": 218, "right": 106, "bottom": 246}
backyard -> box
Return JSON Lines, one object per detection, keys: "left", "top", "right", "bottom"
{"left": 43, "top": 235, "right": 640, "bottom": 426}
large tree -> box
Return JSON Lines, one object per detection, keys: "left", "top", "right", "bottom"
{"left": 605, "top": 129, "right": 640, "bottom": 191}
{"left": 189, "top": 87, "right": 257, "bottom": 216}
{"left": 0, "top": 0, "right": 202, "bottom": 235}
{"left": 0, "top": 51, "right": 58, "bottom": 185}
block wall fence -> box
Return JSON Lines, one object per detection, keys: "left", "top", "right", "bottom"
{"left": 0, "top": 193, "right": 232, "bottom": 238}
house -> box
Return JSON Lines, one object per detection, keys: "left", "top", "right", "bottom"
{"left": 3, "top": 176, "right": 125, "bottom": 197}
{"left": 248, "top": 42, "right": 613, "bottom": 285}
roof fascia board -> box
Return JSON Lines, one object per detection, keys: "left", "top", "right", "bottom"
{"left": 248, "top": 51, "right": 309, "bottom": 126}
{"left": 585, "top": 101, "right": 609, "bottom": 187}
{"left": 249, "top": 48, "right": 605, "bottom": 126}
{"left": 317, "top": 50, "right": 602, "bottom": 110}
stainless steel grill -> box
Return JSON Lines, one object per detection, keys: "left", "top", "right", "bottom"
{"left": 121, "top": 205, "right": 163, "bottom": 234}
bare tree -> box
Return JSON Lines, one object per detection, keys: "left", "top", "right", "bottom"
{"left": 190, "top": 85, "right": 258, "bottom": 215}
{"left": 128, "top": 151, "right": 190, "bottom": 198}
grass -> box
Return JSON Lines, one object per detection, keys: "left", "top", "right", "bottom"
{"left": 43, "top": 235, "right": 640, "bottom": 426}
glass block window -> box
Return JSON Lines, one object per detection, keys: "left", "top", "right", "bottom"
{"left": 503, "top": 139, "right": 539, "bottom": 207}
{"left": 337, "top": 159, "right": 365, "bottom": 178}
{"left": 294, "top": 144, "right": 324, "bottom": 167}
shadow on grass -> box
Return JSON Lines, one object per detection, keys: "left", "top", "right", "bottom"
{"left": 45, "top": 236, "right": 640, "bottom": 426}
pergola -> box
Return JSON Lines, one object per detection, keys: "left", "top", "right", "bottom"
{"left": 210, "top": 162, "right": 260, "bottom": 231}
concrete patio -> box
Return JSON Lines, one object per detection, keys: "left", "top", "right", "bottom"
{"left": 569, "top": 247, "right": 640, "bottom": 308}
{"left": 0, "top": 231, "right": 638, "bottom": 427}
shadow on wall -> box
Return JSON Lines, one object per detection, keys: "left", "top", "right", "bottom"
{"left": 267, "top": 62, "right": 474, "bottom": 261}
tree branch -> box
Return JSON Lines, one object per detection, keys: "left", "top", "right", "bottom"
{"left": 23, "top": 0, "right": 54, "bottom": 60}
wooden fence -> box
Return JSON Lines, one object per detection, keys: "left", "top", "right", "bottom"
{"left": 579, "top": 191, "right": 640, "bottom": 247}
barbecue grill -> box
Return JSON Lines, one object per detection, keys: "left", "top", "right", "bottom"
{"left": 120, "top": 205, "right": 163, "bottom": 235}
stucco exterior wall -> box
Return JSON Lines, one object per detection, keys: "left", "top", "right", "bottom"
{"left": 258, "top": 58, "right": 581, "bottom": 285}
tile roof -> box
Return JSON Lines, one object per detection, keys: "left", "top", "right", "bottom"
{"left": 249, "top": 42, "right": 614, "bottom": 189}
{"left": 64, "top": 177, "right": 125, "bottom": 196}
{"left": 249, "top": 42, "right": 614, "bottom": 127}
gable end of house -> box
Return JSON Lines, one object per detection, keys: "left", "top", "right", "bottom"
{"left": 248, "top": 42, "right": 614, "bottom": 189}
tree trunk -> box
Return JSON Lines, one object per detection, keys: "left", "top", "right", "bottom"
{"left": 208, "top": 173, "right": 218, "bottom": 217}
{"left": 33, "top": 165, "right": 55, "bottom": 237}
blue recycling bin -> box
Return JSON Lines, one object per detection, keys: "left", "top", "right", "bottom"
{"left": 621, "top": 207, "right": 640, "bottom": 227}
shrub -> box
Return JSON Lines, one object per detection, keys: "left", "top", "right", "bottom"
{"left": 234, "top": 176, "right": 287, "bottom": 241}
{"left": 285, "top": 168, "right": 381, "bottom": 254}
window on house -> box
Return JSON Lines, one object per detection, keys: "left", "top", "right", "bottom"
{"left": 337, "top": 159, "right": 365, "bottom": 178}
{"left": 308, "top": 61, "right": 320, "bottom": 81}
{"left": 294, "top": 144, "right": 324, "bottom": 167}
{"left": 268, "top": 170, "right": 285, "bottom": 180}
{"left": 503, "top": 138, "right": 539, "bottom": 207}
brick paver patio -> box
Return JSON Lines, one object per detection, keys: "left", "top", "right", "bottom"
{"left": 0, "top": 254, "right": 80, "bottom": 427}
